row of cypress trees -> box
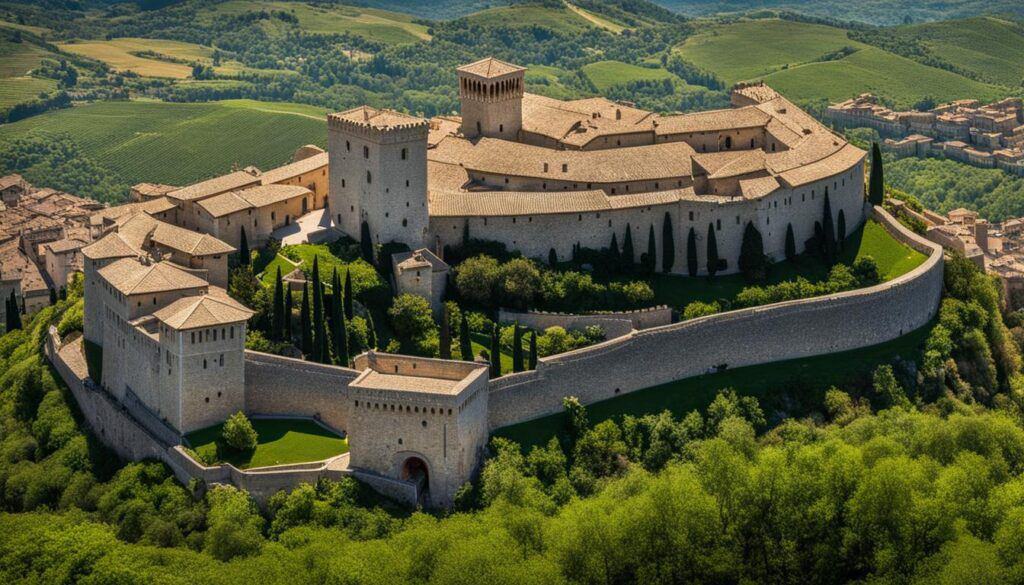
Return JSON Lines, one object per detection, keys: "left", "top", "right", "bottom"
{"left": 4, "top": 291, "right": 22, "bottom": 332}
{"left": 437, "top": 304, "right": 538, "bottom": 378}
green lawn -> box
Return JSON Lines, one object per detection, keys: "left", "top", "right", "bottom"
{"left": 470, "top": 331, "right": 516, "bottom": 374}
{"left": 185, "top": 418, "right": 348, "bottom": 469}
{"left": 581, "top": 60, "right": 675, "bottom": 91}
{"left": 276, "top": 244, "right": 385, "bottom": 297}
{"left": 495, "top": 321, "right": 933, "bottom": 450}
{"left": 0, "top": 100, "right": 326, "bottom": 187}
{"left": 620, "top": 219, "right": 927, "bottom": 310}
{"left": 259, "top": 254, "right": 301, "bottom": 287}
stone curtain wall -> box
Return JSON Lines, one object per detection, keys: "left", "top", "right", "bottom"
{"left": 498, "top": 306, "right": 673, "bottom": 340}
{"left": 487, "top": 206, "right": 944, "bottom": 429}
{"left": 243, "top": 350, "right": 359, "bottom": 433}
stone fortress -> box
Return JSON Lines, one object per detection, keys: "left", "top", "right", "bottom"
{"left": 330, "top": 58, "right": 868, "bottom": 276}
{"left": 41, "top": 57, "right": 945, "bottom": 508}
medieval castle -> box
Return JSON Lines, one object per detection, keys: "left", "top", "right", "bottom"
{"left": 39, "top": 58, "right": 926, "bottom": 508}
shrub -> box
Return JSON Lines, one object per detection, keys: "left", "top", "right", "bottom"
{"left": 221, "top": 412, "right": 258, "bottom": 452}
{"left": 683, "top": 300, "right": 720, "bottom": 320}
{"left": 455, "top": 255, "right": 501, "bottom": 306}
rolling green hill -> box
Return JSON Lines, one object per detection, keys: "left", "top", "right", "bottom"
{"left": 582, "top": 60, "right": 674, "bottom": 90}
{"left": 196, "top": 1, "right": 431, "bottom": 45}
{"left": 653, "top": 0, "right": 1024, "bottom": 26}
{"left": 0, "top": 100, "right": 327, "bottom": 187}
{"left": 463, "top": 4, "right": 600, "bottom": 33}
{"left": 0, "top": 38, "right": 58, "bottom": 108}
{"left": 676, "top": 18, "right": 1009, "bottom": 109}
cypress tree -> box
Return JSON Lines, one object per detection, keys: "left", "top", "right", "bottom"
{"left": 440, "top": 305, "right": 451, "bottom": 360}
{"left": 59, "top": 286, "right": 66, "bottom": 300}
{"left": 608, "top": 232, "right": 620, "bottom": 271}
{"left": 837, "top": 209, "right": 847, "bottom": 250}
{"left": 822, "top": 193, "right": 836, "bottom": 264}
{"left": 343, "top": 269, "right": 353, "bottom": 320}
{"left": 646, "top": 224, "right": 657, "bottom": 274}
{"left": 489, "top": 324, "right": 501, "bottom": 378}
{"left": 512, "top": 322, "right": 524, "bottom": 373}
{"left": 360, "top": 220, "right": 373, "bottom": 264}
{"left": 238, "top": 227, "right": 250, "bottom": 267}
{"left": 9, "top": 292, "right": 21, "bottom": 331}
{"left": 706, "top": 223, "right": 719, "bottom": 278}
{"left": 548, "top": 248, "right": 558, "bottom": 267}
{"left": 331, "top": 268, "right": 348, "bottom": 366}
{"left": 48, "top": 287, "right": 57, "bottom": 305}
{"left": 869, "top": 142, "right": 884, "bottom": 206}
{"left": 738, "top": 221, "right": 767, "bottom": 282}
{"left": 687, "top": 226, "right": 698, "bottom": 277}
{"left": 459, "top": 311, "right": 473, "bottom": 361}
{"left": 622, "top": 224, "right": 634, "bottom": 271}
{"left": 366, "top": 309, "right": 377, "bottom": 349}
{"left": 272, "top": 266, "right": 284, "bottom": 340}
{"left": 662, "top": 212, "right": 675, "bottom": 273}
{"left": 785, "top": 223, "right": 797, "bottom": 261}
{"left": 312, "top": 257, "right": 329, "bottom": 362}
{"left": 4, "top": 294, "right": 11, "bottom": 332}
{"left": 284, "top": 284, "right": 293, "bottom": 340}
{"left": 529, "top": 331, "right": 538, "bottom": 370}
{"left": 300, "top": 281, "right": 312, "bottom": 356}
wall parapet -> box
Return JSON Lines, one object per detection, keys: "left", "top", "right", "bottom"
{"left": 487, "top": 205, "right": 944, "bottom": 429}
{"left": 497, "top": 305, "right": 672, "bottom": 340}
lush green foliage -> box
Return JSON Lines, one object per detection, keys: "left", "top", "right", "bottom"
{"left": 186, "top": 418, "right": 348, "bottom": 469}
{"left": 221, "top": 412, "right": 258, "bottom": 452}
{"left": 886, "top": 156, "right": 1024, "bottom": 222}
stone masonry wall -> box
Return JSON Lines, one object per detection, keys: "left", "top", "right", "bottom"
{"left": 243, "top": 350, "right": 359, "bottom": 433}
{"left": 487, "top": 206, "right": 944, "bottom": 429}
{"left": 498, "top": 306, "right": 673, "bottom": 340}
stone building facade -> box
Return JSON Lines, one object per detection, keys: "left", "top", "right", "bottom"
{"left": 328, "top": 59, "right": 867, "bottom": 276}
{"left": 391, "top": 248, "right": 448, "bottom": 315}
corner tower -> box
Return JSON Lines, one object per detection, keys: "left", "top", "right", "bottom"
{"left": 328, "top": 106, "right": 430, "bottom": 251}
{"left": 457, "top": 57, "right": 525, "bottom": 140}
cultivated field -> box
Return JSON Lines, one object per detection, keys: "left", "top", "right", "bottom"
{"left": 0, "top": 100, "right": 327, "bottom": 186}
{"left": 0, "top": 39, "right": 58, "bottom": 107}
{"left": 0, "top": 76, "right": 56, "bottom": 108}
{"left": 895, "top": 16, "right": 1024, "bottom": 86}
{"left": 198, "top": 1, "right": 430, "bottom": 44}
{"left": 582, "top": 60, "right": 675, "bottom": 91}
{"left": 56, "top": 38, "right": 256, "bottom": 79}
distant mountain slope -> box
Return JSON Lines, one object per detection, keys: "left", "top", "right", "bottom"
{"left": 652, "top": 0, "right": 1024, "bottom": 26}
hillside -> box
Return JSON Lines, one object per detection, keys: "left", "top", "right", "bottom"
{"left": 0, "top": 100, "right": 327, "bottom": 187}
{"left": 652, "top": 0, "right": 1024, "bottom": 26}
{"left": 0, "top": 37, "right": 57, "bottom": 108}
{"left": 56, "top": 37, "right": 269, "bottom": 79}
{"left": 462, "top": 4, "right": 604, "bottom": 34}
{"left": 675, "top": 18, "right": 1010, "bottom": 109}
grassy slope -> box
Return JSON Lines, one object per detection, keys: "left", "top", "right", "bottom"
{"left": 631, "top": 219, "right": 926, "bottom": 309}
{"left": 0, "top": 100, "right": 327, "bottom": 186}
{"left": 565, "top": 2, "right": 627, "bottom": 33}
{"left": 185, "top": 418, "right": 349, "bottom": 469}
{"left": 495, "top": 322, "right": 932, "bottom": 449}
{"left": 56, "top": 38, "right": 259, "bottom": 79}
{"left": 895, "top": 16, "right": 1024, "bottom": 86}
{"left": 676, "top": 18, "right": 1007, "bottom": 108}
{"left": 0, "top": 38, "right": 57, "bottom": 108}
{"left": 582, "top": 60, "right": 674, "bottom": 91}
{"left": 463, "top": 4, "right": 597, "bottom": 34}
{"left": 199, "top": 1, "right": 430, "bottom": 44}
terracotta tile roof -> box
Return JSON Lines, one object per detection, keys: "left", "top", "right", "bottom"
{"left": 118, "top": 213, "right": 235, "bottom": 256}
{"left": 238, "top": 184, "right": 310, "bottom": 208}
{"left": 329, "top": 106, "right": 428, "bottom": 131}
{"left": 693, "top": 150, "right": 767, "bottom": 179}
{"left": 259, "top": 152, "right": 328, "bottom": 185}
{"left": 739, "top": 176, "right": 781, "bottom": 200}
{"left": 520, "top": 93, "right": 655, "bottom": 146}
{"left": 0, "top": 241, "right": 46, "bottom": 292}
{"left": 91, "top": 197, "right": 177, "bottom": 224}
{"left": 393, "top": 248, "right": 448, "bottom": 273}
{"left": 355, "top": 370, "right": 461, "bottom": 394}
{"left": 153, "top": 288, "right": 253, "bottom": 329}
{"left": 196, "top": 191, "right": 253, "bottom": 218}
{"left": 98, "top": 257, "right": 208, "bottom": 296}
{"left": 0, "top": 174, "right": 26, "bottom": 190}
{"left": 132, "top": 183, "right": 177, "bottom": 197}
{"left": 655, "top": 107, "right": 770, "bottom": 135}
{"left": 457, "top": 57, "right": 525, "bottom": 78}
{"left": 82, "top": 232, "right": 139, "bottom": 260}
{"left": 45, "top": 238, "right": 87, "bottom": 255}
{"left": 166, "top": 171, "right": 260, "bottom": 202}
{"left": 777, "top": 144, "right": 865, "bottom": 187}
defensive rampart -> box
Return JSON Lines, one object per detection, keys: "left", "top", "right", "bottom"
{"left": 497, "top": 306, "right": 672, "bottom": 339}
{"left": 243, "top": 350, "right": 359, "bottom": 433}
{"left": 487, "top": 206, "right": 945, "bottom": 429}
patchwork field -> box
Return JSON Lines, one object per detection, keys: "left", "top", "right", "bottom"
{"left": 56, "top": 38, "right": 256, "bottom": 79}
{"left": 676, "top": 18, "right": 1008, "bottom": 108}
{"left": 582, "top": 60, "right": 675, "bottom": 91}
{"left": 0, "top": 99, "right": 327, "bottom": 186}
{"left": 198, "top": 1, "right": 430, "bottom": 44}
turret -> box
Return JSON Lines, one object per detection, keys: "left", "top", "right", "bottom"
{"left": 457, "top": 57, "right": 525, "bottom": 140}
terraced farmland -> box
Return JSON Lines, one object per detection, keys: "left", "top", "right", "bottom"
{"left": 0, "top": 100, "right": 327, "bottom": 186}
{"left": 0, "top": 39, "right": 58, "bottom": 108}
{"left": 582, "top": 60, "right": 675, "bottom": 91}
{"left": 198, "top": 1, "right": 430, "bottom": 44}
{"left": 56, "top": 38, "right": 258, "bottom": 79}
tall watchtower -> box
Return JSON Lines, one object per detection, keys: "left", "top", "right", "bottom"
{"left": 327, "top": 106, "right": 430, "bottom": 251}
{"left": 457, "top": 57, "right": 525, "bottom": 140}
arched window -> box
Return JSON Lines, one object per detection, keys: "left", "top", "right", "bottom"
{"left": 401, "top": 148, "right": 407, "bottom": 160}
{"left": 363, "top": 145, "right": 369, "bottom": 159}
{"left": 724, "top": 136, "right": 732, "bottom": 149}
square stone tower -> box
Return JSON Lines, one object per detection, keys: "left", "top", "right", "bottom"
{"left": 458, "top": 57, "right": 525, "bottom": 140}
{"left": 347, "top": 352, "right": 490, "bottom": 508}
{"left": 327, "top": 107, "right": 430, "bottom": 252}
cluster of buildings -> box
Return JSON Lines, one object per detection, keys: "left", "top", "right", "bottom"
{"left": 35, "top": 57, "right": 872, "bottom": 506}
{"left": 890, "top": 200, "right": 1024, "bottom": 309}
{"left": 826, "top": 94, "right": 1024, "bottom": 176}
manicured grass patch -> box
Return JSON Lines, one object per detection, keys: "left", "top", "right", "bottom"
{"left": 277, "top": 244, "right": 386, "bottom": 298}
{"left": 185, "top": 418, "right": 348, "bottom": 469}
{"left": 581, "top": 60, "right": 674, "bottom": 91}
{"left": 258, "top": 253, "right": 300, "bottom": 287}
{"left": 495, "top": 321, "right": 933, "bottom": 450}
{"left": 0, "top": 100, "right": 326, "bottom": 186}
{"left": 616, "top": 219, "right": 927, "bottom": 309}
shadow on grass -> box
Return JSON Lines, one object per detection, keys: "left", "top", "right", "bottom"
{"left": 185, "top": 418, "right": 348, "bottom": 469}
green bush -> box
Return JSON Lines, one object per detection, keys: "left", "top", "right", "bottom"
{"left": 221, "top": 412, "right": 258, "bottom": 452}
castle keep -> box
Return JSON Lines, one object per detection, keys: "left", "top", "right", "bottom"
{"left": 329, "top": 58, "right": 867, "bottom": 275}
